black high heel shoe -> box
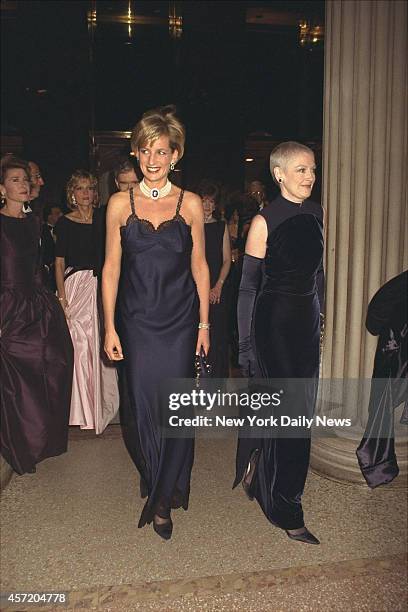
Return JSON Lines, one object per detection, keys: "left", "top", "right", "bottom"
{"left": 285, "top": 527, "right": 320, "bottom": 545}
{"left": 153, "top": 516, "right": 173, "bottom": 541}
{"left": 241, "top": 449, "right": 260, "bottom": 501}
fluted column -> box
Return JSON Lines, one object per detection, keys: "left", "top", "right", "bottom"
{"left": 310, "top": 0, "right": 408, "bottom": 485}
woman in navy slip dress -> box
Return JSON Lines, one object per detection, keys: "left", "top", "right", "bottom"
{"left": 102, "top": 106, "right": 210, "bottom": 540}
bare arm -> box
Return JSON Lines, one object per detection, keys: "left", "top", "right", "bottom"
{"left": 55, "top": 256, "right": 67, "bottom": 311}
{"left": 210, "top": 223, "right": 232, "bottom": 304}
{"left": 102, "top": 193, "right": 125, "bottom": 360}
{"left": 245, "top": 214, "right": 268, "bottom": 258}
{"left": 187, "top": 193, "right": 211, "bottom": 354}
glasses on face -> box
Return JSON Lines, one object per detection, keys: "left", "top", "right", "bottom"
{"left": 118, "top": 181, "right": 139, "bottom": 191}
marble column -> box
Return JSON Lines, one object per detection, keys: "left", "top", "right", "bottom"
{"left": 310, "top": 0, "right": 408, "bottom": 485}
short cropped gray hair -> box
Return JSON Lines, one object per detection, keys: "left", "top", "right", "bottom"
{"left": 269, "top": 141, "right": 314, "bottom": 185}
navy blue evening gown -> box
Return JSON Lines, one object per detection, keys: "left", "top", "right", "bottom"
{"left": 119, "top": 188, "right": 198, "bottom": 527}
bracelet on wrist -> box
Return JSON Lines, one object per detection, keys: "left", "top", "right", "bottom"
{"left": 198, "top": 322, "right": 210, "bottom": 330}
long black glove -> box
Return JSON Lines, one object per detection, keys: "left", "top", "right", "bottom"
{"left": 237, "top": 254, "right": 263, "bottom": 377}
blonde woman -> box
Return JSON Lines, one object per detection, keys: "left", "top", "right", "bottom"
{"left": 103, "top": 106, "right": 210, "bottom": 540}
{"left": 55, "top": 170, "right": 119, "bottom": 434}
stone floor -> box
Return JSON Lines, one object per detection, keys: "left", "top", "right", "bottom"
{"left": 0, "top": 426, "right": 407, "bottom": 611}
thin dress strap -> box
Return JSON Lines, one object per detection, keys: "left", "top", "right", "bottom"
{"left": 176, "top": 189, "right": 185, "bottom": 216}
{"left": 129, "top": 187, "right": 136, "bottom": 216}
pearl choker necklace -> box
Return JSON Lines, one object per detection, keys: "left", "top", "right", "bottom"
{"left": 140, "top": 179, "right": 172, "bottom": 200}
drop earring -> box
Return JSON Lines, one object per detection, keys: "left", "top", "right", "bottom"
{"left": 72, "top": 195, "right": 77, "bottom": 206}
{"left": 0, "top": 192, "right": 5, "bottom": 205}
{"left": 170, "top": 161, "right": 175, "bottom": 171}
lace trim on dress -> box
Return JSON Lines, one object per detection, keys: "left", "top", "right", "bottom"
{"left": 126, "top": 213, "right": 188, "bottom": 233}
{"left": 123, "top": 188, "right": 188, "bottom": 232}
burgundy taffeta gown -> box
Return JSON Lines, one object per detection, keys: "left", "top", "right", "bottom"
{"left": 0, "top": 213, "right": 74, "bottom": 474}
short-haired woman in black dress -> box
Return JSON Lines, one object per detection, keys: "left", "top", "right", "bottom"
{"left": 235, "top": 141, "right": 324, "bottom": 545}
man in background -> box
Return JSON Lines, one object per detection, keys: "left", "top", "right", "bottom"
{"left": 114, "top": 158, "right": 139, "bottom": 192}
{"left": 94, "top": 157, "right": 139, "bottom": 280}
{"left": 28, "top": 160, "right": 45, "bottom": 218}
{"left": 247, "top": 179, "right": 269, "bottom": 211}
{"left": 41, "top": 205, "right": 63, "bottom": 291}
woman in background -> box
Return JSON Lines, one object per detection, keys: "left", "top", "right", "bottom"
{"left": 198, "top": 179, "right": 231, "bottom": 378}
{"left": 55, "top": 170, "right": 119, "bottom": 434}
{"left": 0, "top": 155, "right": 73, "bottom": 474}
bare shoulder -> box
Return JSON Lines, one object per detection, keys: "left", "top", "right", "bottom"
{"left": 245, "top": 214, "right": 267, "bottom": 257}
{"left": 179, "top": 189, "right": 203, "bottom": 223}
{"left": 106, "top": 191, "right": 131, "bottom": 224}
{"left": 180, "top": 189, "right": 202, "bottom": 209}
{"left": 107, "top": 191, "right": 128, "bottom": 208}
{"left": 250, "top": 214, "right": 267, "bottom": 233}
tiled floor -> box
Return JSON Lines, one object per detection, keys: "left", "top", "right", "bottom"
{"left": 0, "top": 427, "right": 407, "bottom": 611}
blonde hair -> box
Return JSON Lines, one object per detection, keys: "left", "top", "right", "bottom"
{"left": 131, "top": 105, "right": 185, "bottom": 160}
{"left": 66, "top": 170, "right": 98, "bottom": 209}
{"left": 269, "top": 141, "right": 314, "bottom": 185}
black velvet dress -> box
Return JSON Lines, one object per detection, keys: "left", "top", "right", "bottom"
{"left": 118, "top": 189, "right": 198, "bottom": 527}
{"left": 234, "top": 194, "right": 324, "bottom": 530}
{"left": 0, "top": 213, "right": 74, "bottom": 474}
{"left": 205, "top": 220, "right": 229, "bottom": 378}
